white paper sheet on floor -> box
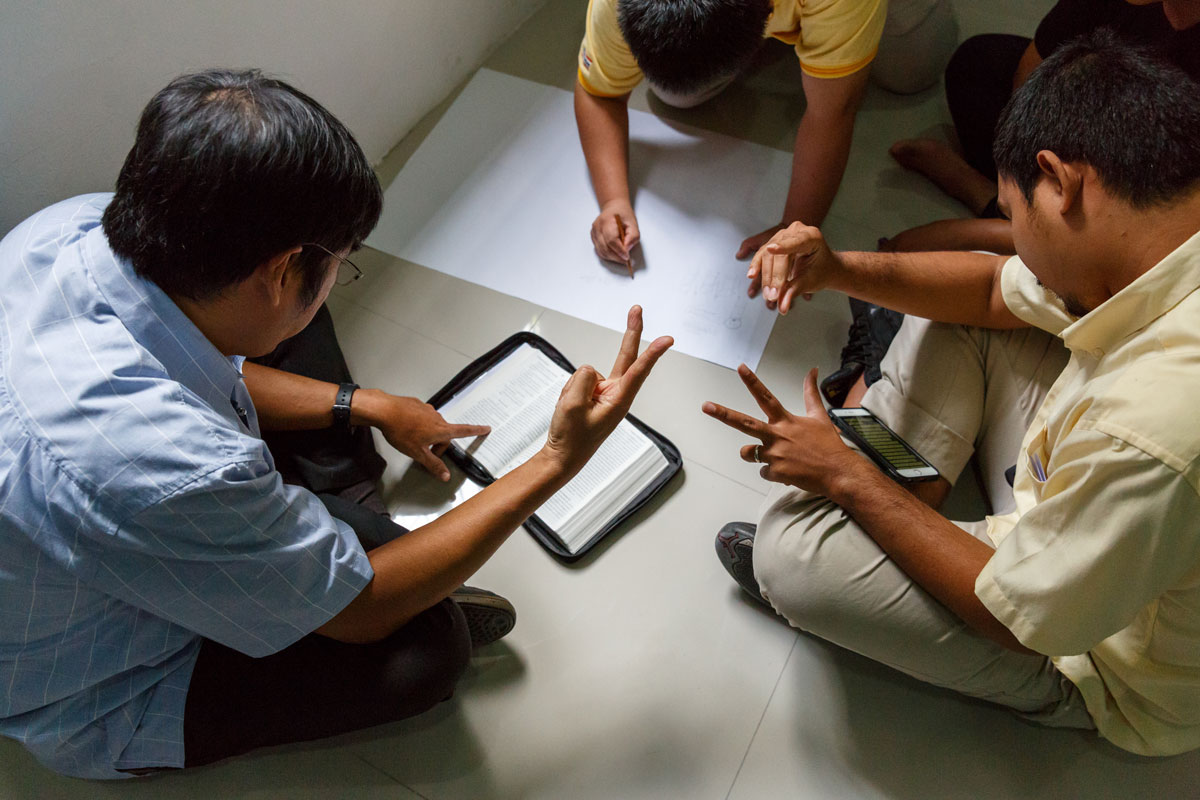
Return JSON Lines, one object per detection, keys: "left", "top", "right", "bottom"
{"left": 367, "top": 69, "right": 791, "bottom": 370}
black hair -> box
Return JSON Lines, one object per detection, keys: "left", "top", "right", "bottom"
{"left": 102, "top": 69, "right": 382, "bottom": 303}
{"left": 993, "top": 28, "right": 1200, "bottom": 208}
{"left": 616, "top": 0, "right": 771, "bottom": 95}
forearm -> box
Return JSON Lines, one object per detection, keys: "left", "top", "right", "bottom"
{"left": 778, "top": 71, "right": 869, "bottom": 228}
{"left": 574, "top": 82, "right": 632, "bottom": 207}
{"left": 320, "top": 449, "right": 572, "bottom": 642}
{"left": 779, "top": 108, "right": 855, "bottom": 228}
{"left": 829, "top": 250, "right": 1024, "bottom": 328}
{"left": 826, "top": 458, "right": 1032, "bottom": 653}
{"left": 242, "top": 362, "right": 392, "bottom": 431}
{"left": 243, "top": 362, "right": 337, "bottom": 430}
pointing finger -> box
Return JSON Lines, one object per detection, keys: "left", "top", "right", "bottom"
{"left": 735, "top": 364, "right": 788, "bottom": 422}
{"left": 609, "top": 305, "right": 644, "bottom": 380}
{"left": 445, "top": 423, "right": 491, "bottom": 439}
{"left": 701, "top": 401, "right": 769, "bottom": 439}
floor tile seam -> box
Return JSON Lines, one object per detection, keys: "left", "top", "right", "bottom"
{"left": 681, "top": 455, "right": 768, "bottom": 497}
{"left": 347, "top": 283, "right": 553, "bottom": 362}
{"left": 352, "top": 752, "right": 432, "bottom": 799}
{"left": 331, "top": 292, "right": 482, "bottom": 362}
{"left": 724, "top": 633, "right": 802, "bottom": 800}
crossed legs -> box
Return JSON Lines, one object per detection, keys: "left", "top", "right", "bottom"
{"left": 752, "top": 318, "right": 1091, "bottom": 727}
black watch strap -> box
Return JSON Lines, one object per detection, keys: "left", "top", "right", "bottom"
{"left": 332, "top": 382, "right": 358, "bottom": 431}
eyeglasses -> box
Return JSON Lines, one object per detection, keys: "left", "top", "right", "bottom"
{"left": 303, "top": 242, "right": 363, "bottom": 286}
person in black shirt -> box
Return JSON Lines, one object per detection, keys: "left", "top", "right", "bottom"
{"left": 890, "top": 0, "right": 1200, "bottom": 233}
{"left": 815, "top": 0, "right": 1200, "bottom": 410}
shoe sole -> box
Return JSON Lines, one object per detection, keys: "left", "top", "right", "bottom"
{"left": 715, "top": 524, "right": 768, "bottom": 607}
{"left": 452, "top": 595, "right": 516, "bottom": 649}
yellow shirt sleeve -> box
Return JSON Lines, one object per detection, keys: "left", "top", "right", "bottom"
{"left": 578, "top": 0, "right": 643, "bottom": 97}
{"left": 786, "top": 0, "right": 887, "bottom": 79}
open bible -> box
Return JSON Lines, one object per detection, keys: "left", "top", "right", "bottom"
{"left": 431, "top": 333, "right": 681, "bottom": 560}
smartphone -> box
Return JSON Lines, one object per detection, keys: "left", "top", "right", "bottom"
{"left": 828, "top": 407, "right": 939, "bottom": 483}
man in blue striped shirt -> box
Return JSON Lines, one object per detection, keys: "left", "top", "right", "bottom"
{"left": 0, "top": 69, "right": 672, "bottom": 779}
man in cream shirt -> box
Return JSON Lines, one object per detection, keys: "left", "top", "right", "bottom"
{"left": 704, "top": 31, "right": 1200, "bottom": 755}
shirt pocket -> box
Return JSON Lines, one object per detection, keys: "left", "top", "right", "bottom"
{"left": 1023, "top": 426, "right": 1050, "bottom": 499}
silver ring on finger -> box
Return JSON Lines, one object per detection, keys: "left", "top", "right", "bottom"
{"left": 754, "top": 444, "right": 763, "bottom": 463}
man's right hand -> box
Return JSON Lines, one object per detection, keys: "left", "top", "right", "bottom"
{"left": 542, "top": 306, "right": 671, "bottom": 472}
{"left": 747, "top": 221, "right": 843, "bottom": 314}
{"left": 591, "top": 200, "right": 640, "bottom": 267}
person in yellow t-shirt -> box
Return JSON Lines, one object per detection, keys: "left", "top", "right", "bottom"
{"left": 576, "top": 0, "right": 891, "bottom": 272}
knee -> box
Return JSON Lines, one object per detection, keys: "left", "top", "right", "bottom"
{"left": 874, "top": 0, "right": 958, "bottom": 95}
{"left": 319, "top": 493, "right": 404, "bottom": 551}
{"left": 385, "top": 599, "right": 471, "bottom": 708}
{"left": 422, "top": 600, "right": 472, "bottom": 697}
{"left": 945, "top": 34, "right": 1007, "bottom": 101}
{"left": 753, "top": 498, "right": 853, "bottom": 629}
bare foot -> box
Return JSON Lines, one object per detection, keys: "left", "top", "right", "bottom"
{"left": 889, "top": 138, "right": 998, "bottom": 216}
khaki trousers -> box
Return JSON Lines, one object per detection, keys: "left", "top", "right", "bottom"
{"left": 755, "top": 317, "right": 1094, "bottom": 727}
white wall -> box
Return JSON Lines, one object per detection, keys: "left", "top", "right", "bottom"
{"left": 0, "top": 0, "right": 548, "bottom": 234}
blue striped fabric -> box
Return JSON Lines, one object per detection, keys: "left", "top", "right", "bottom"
{"left": 0, "top": 195, "right": 373, "bottom": 778}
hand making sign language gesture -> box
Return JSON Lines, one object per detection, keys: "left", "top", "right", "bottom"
{"left": 745, "top": 221, "right": 843, "bottom": 315}
{"left": 702, "top": 365, "right": 862, "bottom": 495}
{"left": 544, "top": 304, "right": 673, "bottom": 472}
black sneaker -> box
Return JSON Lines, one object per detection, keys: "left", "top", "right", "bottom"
{"left": 864, "top": 304, "right": 903, "bottom": 385}
{"left": 715, "top": 522, "right": 768, "bottom": 606}
{"left": 819, "top": 298, "right": 872, "bottom": 407}
{"left": 450, "top": 586, "right": 516, "bottom": 649}
{"left": 820, "top": 298, "right": 904, "bottom": 407}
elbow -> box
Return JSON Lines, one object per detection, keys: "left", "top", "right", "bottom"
{"left": 316, "top": 582, "right": 411, "bottom": 644}
{"left": 998, "top": 631, "right": 1040, "bottom": 656}
{"left": 801, "top": 95, "right": 863, "bottom": 127}
{"left": 322, "top": 618, "right": 392, "bottom": 645}
{"left": 998, "top": 619, "right": 1099, "bottom": 659}
{"left": 800, "top": 107, "right": 858, "bottom": 133}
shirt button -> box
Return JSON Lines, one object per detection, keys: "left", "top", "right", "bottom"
{"left": 1091, "top": 348, "right": 1104, "bottom": 358}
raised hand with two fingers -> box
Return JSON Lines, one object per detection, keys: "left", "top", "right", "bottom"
{"left": 544, "top": 305, "right": 673, "bottom": 472}
{"left": 702, "top": 365, "right": 860, "bottom": 494}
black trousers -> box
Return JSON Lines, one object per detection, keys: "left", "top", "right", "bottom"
{"left": 944, "top": 33, "right": 1032, "bottom": 182}
{"left": 249, "top": 304, "right": 387, "bottom": 498}
{"left": 183, "top": 489, "right": 471, "bottom": 769}
{"left": 182, "top": 317, "right": 472, "bottom": 769}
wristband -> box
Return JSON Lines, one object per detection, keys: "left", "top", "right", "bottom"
{"left": 332, "top": 382, "right": 358, "bottom": 431}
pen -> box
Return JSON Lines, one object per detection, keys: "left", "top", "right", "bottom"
{"left": 1030, "top": 452, "right": 1047, "bottom": 482}
{"left": 614, "top": 214, "right": 634, "bottom": 278}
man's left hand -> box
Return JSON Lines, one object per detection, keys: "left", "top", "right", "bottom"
{"left": 702, "top": 366, "right": 861, "bottom": 493}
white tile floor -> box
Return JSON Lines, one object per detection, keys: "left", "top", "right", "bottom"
{"left": 7, "top": 0, "right": 1200, "bottom": 796}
